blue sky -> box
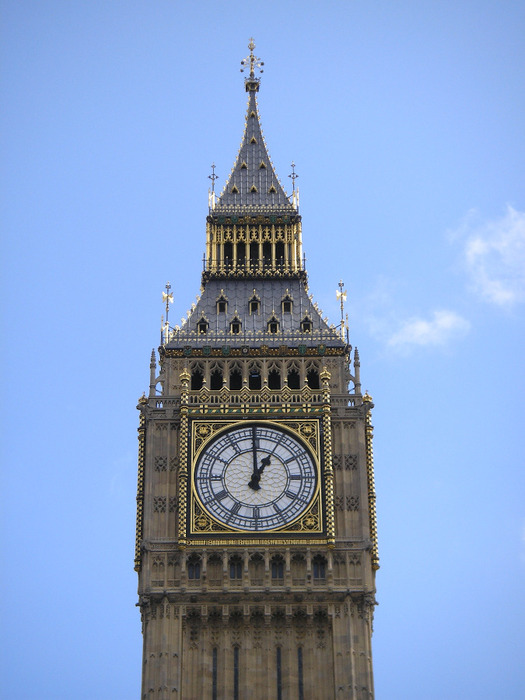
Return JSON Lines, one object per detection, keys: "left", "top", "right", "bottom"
{"left": 2, "top": 2, "right": 524, "bottom": 698}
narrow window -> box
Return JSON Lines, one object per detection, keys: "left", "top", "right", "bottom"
{"left": 298, "top": 647, "right": 304, "bottom": 700}
{"left": 268, "top": 369, "right": 281, "bottom": 390}
{"left": 250, "top": 242, "right": 258, "bottom": 266}
{"left": 276, "top": 647, "right": 282, "bottom": 700}
{"left": 282, "top": 300, "right": 292, "bottom": 313}
{"left": 313, "top": 555, "right": 326, "bottom": 580}
{"left": 249, "top": 299, "right": 260, "bottom": 314}
{"left": 271, "top": 557, "right": 284, "bottom": 579}
{"left": 237, "top": 242, "right": 246, "bottom": 266}
{"left": 229, "top": 556, "right": 242, "bottom": 579}
{"left": 262, "top": 241, "right": 271, "bottom": 267}
{"left": 210, "top": 368, "right": 223, "bottom": 391}
{"left": 197, "top": 319, "right": 208, "bottom": 334}
{"left": 276, "top": 242, "right": 285, "bottom": 266}
{"left": 212, "top": 648, "right": 218, "bottom": 700}
{"left": 233, "top": 647, "right": 239, "bottom": 700}
{"left": 224, "top": 242, "right": 233, "bottom": 267}
{"left": 287, "top": 368, "right": 300, "bottom": 389}
{"left": 229, "top": 367, "right": 242, "bottom": 391}
{"left": 230, "top": 319, "right": 241, "bottom": 334}
{"left": 217, "top": 300, "right": 227, "bottom": 313}
{"left": 307, "top": 368, "right": 320, "bottom": 389}
{"left": 187, "top": 556, "right": 201, "bottom": 580}
{"left": 191, "top": 368, "right": 204, "bottom": 390}
{"left": 249, "top": 367, "right": 262, "bottom": 390}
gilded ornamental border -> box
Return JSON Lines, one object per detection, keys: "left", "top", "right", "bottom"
{"left": 187, "top": 417, "right": 325, "bottom": 541}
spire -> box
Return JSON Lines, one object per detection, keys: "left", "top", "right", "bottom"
{"left": 213, "top": 40, "right": 294, "bottom": 214}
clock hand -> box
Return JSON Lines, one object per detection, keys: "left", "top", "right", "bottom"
{"left": 248, "top": 454, "right": 271, "bottom": 490}
{"left": 259, "top": 455, "right": 271, "bottom": 475}
{"left": 249, "top": 426, "right": 260, "bottom": 490}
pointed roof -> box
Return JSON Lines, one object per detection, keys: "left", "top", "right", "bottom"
{"left": 212, "top": 42, "right": 295, "bottom": 215}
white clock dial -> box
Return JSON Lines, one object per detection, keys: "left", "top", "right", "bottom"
{"left": 194, "top": 424, "right": 317, "bottom": 531}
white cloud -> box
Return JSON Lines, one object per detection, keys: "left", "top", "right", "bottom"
{"left": 387, "top": 310, "right": 470, "bottom": 349}
{"left": 456, "top": 206, "right": 525, "bottom": 306}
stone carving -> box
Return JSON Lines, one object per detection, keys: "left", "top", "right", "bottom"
{"left": 346, "top": 495, "right": 359, "bottom": 511}
{"left": 155, "top": 456, "right": 167, "bottom": 471}
{"left": 345, "top": 454, "right": 358, "bottom": 470}
{"left": 153, "top": 497, "right": 167, "bottom": 513}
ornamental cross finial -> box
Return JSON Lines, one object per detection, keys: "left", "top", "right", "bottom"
{"left": 208, "top": 163, "right": 218, "bottom": 193}
{"left": 336, "top": 280, "right": 348, "bottom": 342}
{"left": 240, "top": 38, "right": 264, "bottom": 80}
{"left": 162, "top": 281, "right": 173, "bottom": 326}
{"left": 288, "top": 161, "right": 299, "bottom": 193}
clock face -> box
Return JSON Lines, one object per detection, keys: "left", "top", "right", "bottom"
{"left": 194, "top": 424, "right": 317, "bottom": 531}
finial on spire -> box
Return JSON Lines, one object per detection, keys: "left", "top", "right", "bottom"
{"left": 288, "top": 162, "right": 299, "bottom": 192}
{"left": 241, "top": 38, "right": 264, "bottom": 92}
{"left": 336, "top": 280, "right": 347, "bottom": 342}
{"left": 162, "top": 282, "right": 173, "bottom": 327}
{"left": 208, "top": 163, "right": 218, "bottom": 193}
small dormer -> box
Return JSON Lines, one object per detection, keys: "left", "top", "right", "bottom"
{"left": 248, "top": 290, "right": 260, "bottom": 315}
{"left": 216, "top": 292, "right": 228, "bottom": 314}
{"left": 267, "top": 314, "right": 280, "bottom": 334}
{"left": 197, "top": 315, "right": 209, "bottom": 334}
{"left": 230, "top": 315, "right": 242, "bottom": 334}
{"left": 301, "top": 315, "right": 312, "bottom": 333}
{"left": 281, "top": 291, "right": 293, "bottom": 314}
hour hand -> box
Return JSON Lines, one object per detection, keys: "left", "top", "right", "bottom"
{"left": 248, "top": 469, "right": 261, "bottom": 490}
{"left": 248, "top": 455, "right": 270, "bottom": 490}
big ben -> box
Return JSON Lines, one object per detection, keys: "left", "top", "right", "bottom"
{"left": 135, "top": 40, "right": 379, "bottom": 699}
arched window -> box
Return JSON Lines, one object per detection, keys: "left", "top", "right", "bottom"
{"left": 306, "top": 368, "right": 320, "bottom": 389}
{"left": 237, "top": 241, "right": 246, "bottom": 267}
{"left": 191, "top": 366, "right": 204, "bottom": 390}
{"left": 210, "top": 365, "right": 223, "bottom": 391}
{"left": 268, "top": 367, "right": 281, "bottom": 390}
{"left": 271, "top": 555, "right": 284, "bottom": 580}
{"left": 276, "top": 241, "right": 285, "bottom": 267}
{"left": 262, "top": 241, "right": 271, "bottom": 268}
{"left": 312, "top": 554, "right": 326, "bottom": 580}
{"left": 229, "top": 365, "right": 242, "bottom": 390}
{"left": 224, "top": 242, "right": 233, "bottom": 267}
{"left": 250, "top": 242, "right": 258, "bottom": 268}
{"left": 248, "top": 363, "right": 262, "bottom": 390}
{"left": 287, "top": 365, "right": 300, "bottom": 389}
{"left": 229, "top": 555, "right": 243, "bottom": 580}
{"left": 187, "top": 554, "right": 201, "bottom": 580}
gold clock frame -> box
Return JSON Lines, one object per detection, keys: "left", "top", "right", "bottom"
{"left": 186, "top": 417, "right": 325, "bottom": 545}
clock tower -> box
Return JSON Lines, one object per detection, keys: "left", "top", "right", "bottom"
{"left": 135, "top": 41, "right": 379, "bottom": 699}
